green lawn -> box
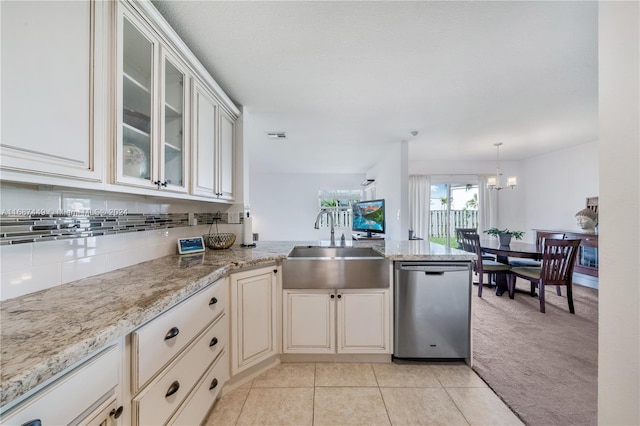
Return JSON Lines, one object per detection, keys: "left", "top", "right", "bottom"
{"left": 428, "top": 237, "right": 460, "bottom": 248}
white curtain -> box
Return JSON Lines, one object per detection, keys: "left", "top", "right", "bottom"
{"left": 409, "top": 175, "right": 430, "bottom": 239}
{"left": 478, "top": 175, "right": 498, "bottom": 233}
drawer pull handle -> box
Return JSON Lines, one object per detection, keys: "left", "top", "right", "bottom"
{"left": 110, "top": 406, "right": 124, "bottom": 419}
{"left": 166, "top": 381, "right": 180, "bottom": 397}
{"left": 209, "top": 297, "right": 218, "bottom": 305}
{"left": 20, "top": 420, "right": 42, "bottom": 426}
{"left": 209, "top": 378, "right": 219, "bottom": 390}
{"left": 209, "top": 337, "right": 218, "bottom": 347}
{"left": 165, "top": 327, "right": 180, "bottom": 340}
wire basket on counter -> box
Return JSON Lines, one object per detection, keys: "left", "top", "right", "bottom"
{"left": 203, "top": 233, "right": 236, "bottom": 250}
{"left": 203, "top": 212, "right": 236, "bottom": 249}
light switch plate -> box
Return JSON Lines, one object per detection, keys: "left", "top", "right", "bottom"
{"left": 228, "top": 212, "right": 240, "bottom": 224}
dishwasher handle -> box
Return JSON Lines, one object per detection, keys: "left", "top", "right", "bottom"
{"left": 396, "top": 263, "right": 470, "bottom": 273}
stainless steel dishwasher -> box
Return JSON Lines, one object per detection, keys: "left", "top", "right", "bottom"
{"left": 394, "top": 262, "right": 472, "bottom": 359}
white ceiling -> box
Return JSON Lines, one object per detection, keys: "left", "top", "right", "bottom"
{"left": 151, "top": 0, "right": 598, "bottom": 174}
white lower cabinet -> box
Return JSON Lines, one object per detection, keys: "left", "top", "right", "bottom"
{"left": 129, "top": 277, "right": 229, "bottom": 426}
{"left": 0, "top": 344, "right": 122, "bottom": 426}
{"left": 283, "top": 290, "right": 335, "bottom": 353}
{"left": 230, "top": 266, "right": 279, "bottom": 374}
{"left": 168, "top": 348, "right": 229, "bottom": 426}
{"left": 283, "top": 289, "right": 391, "bottom": 354}
{"left": 77, "top": 395, "right": 120, "bottom": 426}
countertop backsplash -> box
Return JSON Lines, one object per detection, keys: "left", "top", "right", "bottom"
{"left": 0, "top": 184, "right": 242, "bottom": 301}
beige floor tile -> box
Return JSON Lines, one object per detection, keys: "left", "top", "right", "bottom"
{"left": 314, "top": 387, "right": 391, "bottom": 426}
{"left": 203, "top": 387, "right": 250, "bottom": 426}
{"left": 315, "top": 362, "right": 377, "bottom": 387}
{"left": 252, "top": 362, "right": 315, "bottom": 388}
{"left": 380, "top": 387, "right": 470, "bottom": 426}
{"left": 430, "top": 364, "right": 488, "bottom": 388}
{"left": 446, "top": 387, "right": 524, "bottom": 426}
{"left": 238, "top": 378, "right": 254, "bottom": 389}
{"left": 372, "top": 362, "right": 441, "bottom": 387}
{"left": 236, "top": 387, "right": 314, "bottom": 425}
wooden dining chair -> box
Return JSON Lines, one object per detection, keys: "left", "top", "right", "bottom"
{"left": 506, "top": 238, "right": 581, "bottom": 313}
{"left": 456, "top": 228, "right": 495, "bottom": 260}
{"left": 509, "top": 232, "right": 565, "bottom": 295}
{"left": 460, "top": 232, "right": 511, "bottom": 297}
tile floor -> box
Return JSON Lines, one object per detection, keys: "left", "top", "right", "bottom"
{"left": 204, "top": 362, "right": 524, "bottom": 425}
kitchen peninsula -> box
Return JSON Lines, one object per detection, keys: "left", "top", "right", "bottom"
{"left": 0, "top": 240, "right": 473, "bottom": 424}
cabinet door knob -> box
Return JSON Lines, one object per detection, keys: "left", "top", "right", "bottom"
{"left": 165, "top": 326, "right": 180, "bottom": 340}
{"left": 273, "top": 269, "right": 278, "bottom": 274}
{"left": 337, "top": 294, "right": 342, "bottom": 299}
{"left": 166, "top": 380, "right": 180, "bottom": 397}
{"left": 330, "top": 294, "right": 335, "bottom": 299}
{"left": 20, "top": 420, "right": 42, "bottom": 426}
{"left": 209, "top": 337, "right": 218, "bottom": 347}
{"left": 209, "top": 378, "right": 219, "bottom": 390}
{"left": 110, "top": 406, "right": 124, "bottom": 419}
{"left": 209, "top": 297, "right": 218, "bottom": 305}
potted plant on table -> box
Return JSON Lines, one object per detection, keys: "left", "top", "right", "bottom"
{"left": 484, "top": 228, "right": 524, "bottom": 246}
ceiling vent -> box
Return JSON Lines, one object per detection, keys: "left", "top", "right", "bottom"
{"left": 266, "top": 132, "right": 287, "bottom": 139}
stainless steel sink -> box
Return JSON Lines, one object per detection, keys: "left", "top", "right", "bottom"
{"left": 282, "top": 246, "right": 390, "bottom": 289}
{"left": 287, "top": 246, "right": 383, "bottom": 259}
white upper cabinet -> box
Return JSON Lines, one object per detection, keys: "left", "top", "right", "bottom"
{"left": 1, "top": 0, "right": 239, "bottom": 202}
{"left": 218, "top": 109, "right": 236, "bottom": 201}
{"left": 191, "top": 80, "right": 218, "bottom": 199}
{"left": 114, "top": 4, "right": 189, "bottom": 194}
{"left": 191, "top": 79, "right": 236, "bottom": 202}
{"left": 0, "top": 0, "right": 106, "bottom": 187}
{"left": 161, "top": 50, "right": 188, "bottom": 191}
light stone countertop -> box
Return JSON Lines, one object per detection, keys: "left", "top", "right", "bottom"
{"left": 0, "top": 240, "right": 473, "bottom": 407}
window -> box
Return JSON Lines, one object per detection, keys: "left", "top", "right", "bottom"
{"left": 429, "top": 181, "right": 479, "bottom": 247}
{"left": 317, "top": 189, "right": 362, "bottom": 228}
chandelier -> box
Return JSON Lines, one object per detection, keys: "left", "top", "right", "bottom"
{"left": 487, "top": 143, "right": 517, "bottom": 190}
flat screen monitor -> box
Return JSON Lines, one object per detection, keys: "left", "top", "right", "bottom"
{"left": 352, "top": 199, "right": 385, "bottom": 237}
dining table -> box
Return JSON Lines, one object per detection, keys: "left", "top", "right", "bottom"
{"left": 479, "top": 238, "right": 542, "bottom": 296}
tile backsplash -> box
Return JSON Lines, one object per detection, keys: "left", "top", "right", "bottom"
{"left": 0, "top": 185, "right": 243, "bottom": 301}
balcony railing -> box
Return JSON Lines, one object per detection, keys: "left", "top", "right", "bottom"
{"left": 429, "top": 209, "right": 478, "bottom": 238}
{"left": 318, "top": 208, "right": 478, "bottom": 237}
{"left": 317, "top": 208, "right": 353, "bottom": 228}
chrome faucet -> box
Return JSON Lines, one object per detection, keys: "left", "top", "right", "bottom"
{"left": 314, "top": 210, "right": 336, "bottom": 246}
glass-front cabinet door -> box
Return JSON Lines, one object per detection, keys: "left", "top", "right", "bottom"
{"left": 116, "top": 4, "right": 188, "bottom": 193}
{"left": 119, "top": 11, "right": 155, "bottom": 187}
{"left": 160, "top": 49, "right": 187, "bottom": 192}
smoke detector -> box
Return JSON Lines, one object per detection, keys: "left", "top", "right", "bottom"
{"left": 266, "top": 132, "right": 287, "bottom": 139}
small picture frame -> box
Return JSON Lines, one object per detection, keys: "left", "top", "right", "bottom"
{"left": 177, "top": 236, "right": 205, "bottom": 255}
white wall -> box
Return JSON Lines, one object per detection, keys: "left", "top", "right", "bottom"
{"left": 598, "top": 2, "right": 640, "bottom": 424}
{"left": 521, "top": 141, "right": 599, "bottom": 239}
{"left": 365, "top": 141, "right": 408, "bottom": 241}
{"left": 249, "top": 172, "right": 365, "bottom": 241}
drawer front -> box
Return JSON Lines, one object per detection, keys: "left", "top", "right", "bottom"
{"left": 133, "top": 313, "right": 228, "bottom": 426}
{"left": 132, "top": 278, "right": 227, "bottom": 390}
{"left": 1, "top": 345, "right": 119, "bottom": 426}
{"left": 168, "top": 349, "right": 229, "bottom": 426}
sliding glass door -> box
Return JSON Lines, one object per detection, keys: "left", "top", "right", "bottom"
{"left": 429, "top": 181, "right": 479, "bottom": 248}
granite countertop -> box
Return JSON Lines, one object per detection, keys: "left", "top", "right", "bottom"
{"left": 0, "top": 240, "right": 472, "bottom": 407}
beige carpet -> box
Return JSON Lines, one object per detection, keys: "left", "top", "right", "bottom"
{"left": 471, "top": 280, "right": 598, "bottom": 426}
